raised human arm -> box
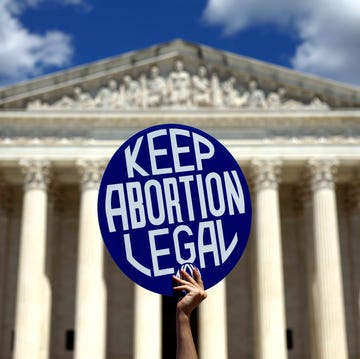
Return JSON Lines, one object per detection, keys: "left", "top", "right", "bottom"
{"left": 173, "top": 268, "right": 207, "bottom": 359}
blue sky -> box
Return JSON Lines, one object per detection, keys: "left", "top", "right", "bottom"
{"left": 1, "top": 0, "right": 360, "bottom": 88}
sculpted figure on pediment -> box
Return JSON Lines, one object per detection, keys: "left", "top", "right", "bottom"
{"left": 309, "top": 97, "right": 330, "bottom": 110}
{"left": 146, "top": 65, "right": 167, "bottom": 107}
{"left": 246, "top": 80, "right": 267, "bottom": 108}
{"left": 168, "top": 60, "right": 191, "bottom": 106}
{"left": 281, "top": 96, "right": 306, "bottom": 109}
{"left": 52, "top": 94, "right": 75, "bottom": 109}
{"left": 222, "top": 76, "right": 247, "bottom": 107}
{"left": 27, "top": 99, "right": 49, "bottom": 110}
{"left": 73, "top": 87, "right": 95, "bottom": 109}
{"left": 267, "top": 87, "right": 287, "bottom": 109}
{"left": 121, "top": 75, "right": 142, "bottom": 108}
{"left": 282, "top": 100, "right": 303, "bottom": 109}
{"left": 192, "top": 66, "right": 211, "bottom": 107}
{"left": 94, "top": 80, "right": 121, "bottom": 109}
{"left": 211, "top": 72, "right": 223, "bottom": 107}
{"left": 265, "top": 87, "right": 328, "bottom": 110}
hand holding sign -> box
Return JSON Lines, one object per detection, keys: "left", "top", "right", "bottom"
{"left": 98, "top": 124, "right": 252, "bottom": 295}
{"left": 173, "top": 267, "right": 207, "bottom": 316}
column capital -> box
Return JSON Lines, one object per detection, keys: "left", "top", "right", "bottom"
{"left": 308, "top": 159, "right": 338, "bottom": 191}
{"left": 77, "top": 159, "right": 106, "bottom": 191}
{"left": 250, "top": 159, "right": 282, "bottom": 191}
{"left": 19, "top": 159, "right": 50, "bottom": 191}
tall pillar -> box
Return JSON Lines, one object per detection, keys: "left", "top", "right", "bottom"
{"left": 347, "top": 178, "right": 360, "bottom": 354}
{"left": 199, "top": 279, "right": 228, "bottom": 359}
{"left": 309, "top": 159, "right": 348, "bottom": 359}
{"left": 13, "top": 160, "right": 50, "bottom": 359}
{"left": 0, "top": 181, "right": 10, "bottom": 355}
{"left": 133, "top": 285, "right": 162, "bottom": 359}
{"left": 74, "top": 160, "right": 106, "bottom": 359}
{"left": 0, "top": 186, "right": 17, "bottom": 359}
{"left": 298, "top": 180, "right": 318, "bottom": 359}
{"left": 251, "top": 160, "right": 287, "bottom": 359}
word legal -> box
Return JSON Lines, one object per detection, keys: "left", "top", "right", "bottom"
{"left": 123, "top": 219, "right": 239, "bottom": 277}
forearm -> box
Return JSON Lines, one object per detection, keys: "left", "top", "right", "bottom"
{"left": 173, "top": 268, "right": 206, "bottom": 359}
{"left": 176, "top": 308, "right": 198, "bottom": 359}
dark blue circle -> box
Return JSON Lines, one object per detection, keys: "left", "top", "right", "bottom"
{"left": 98, "top": 124, "right": 252, "bottom": 296}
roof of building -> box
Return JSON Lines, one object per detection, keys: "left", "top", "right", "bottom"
{"left": 1, "top": 39, "right": 360, "bottom": 110}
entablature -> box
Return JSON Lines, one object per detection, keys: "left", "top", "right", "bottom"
{"left": 0, "top": 109, "right": 359, "bottom": 140}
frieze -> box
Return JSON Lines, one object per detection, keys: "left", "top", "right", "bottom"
{"left": 0, "top": 135, "right": 359, "bottom": 146}
{"left": 26, "top": 61, "right": 330, "bottom": 111}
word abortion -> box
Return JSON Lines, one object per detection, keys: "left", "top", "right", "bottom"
{"left": 106, "top": 170, "right": 245, "bottom": 232}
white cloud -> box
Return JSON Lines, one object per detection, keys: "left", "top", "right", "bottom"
{"left": 203, "top": 0, "right": 307, "bottom": 34}
{"left": 203, "top": 0, "right": 360, "bottom": 86}
{"left": 0, "top": 0, "right": 82, "bottom": 87}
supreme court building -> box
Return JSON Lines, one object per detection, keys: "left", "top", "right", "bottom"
{"left": 0, "top": 39, "right": 359, "bottom": 359}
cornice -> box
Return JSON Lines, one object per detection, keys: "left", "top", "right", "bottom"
{"left": 0, "top": 136, "right": 359, "bottom": 171}
{"left": 0, "top": 110, "right": 359, "bottom": 149}
{"left": 0, "top": 108, "right": 359, "bottom": 126}
{"left": 0, "top": 134, "right": 359, "bottom": 146}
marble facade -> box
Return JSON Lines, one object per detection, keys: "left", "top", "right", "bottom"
{"left": 0, "top": 39, "right": 359, "bottom": 359}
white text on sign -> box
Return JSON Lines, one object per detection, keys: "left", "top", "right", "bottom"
{"left": 103, "top": 128, "right": 246, "bottom": 277}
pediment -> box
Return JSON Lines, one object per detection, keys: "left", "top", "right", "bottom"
{"left": 1, "top": 39, "right": 360, "bottom": 111}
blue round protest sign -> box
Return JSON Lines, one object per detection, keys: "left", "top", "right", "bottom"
{"left": 98, "top": 124, "right": 252, "bottom": 295}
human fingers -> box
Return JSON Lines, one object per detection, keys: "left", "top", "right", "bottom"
{"left": 192, "top": 268, "right": 204, "bottom": 289}
{"left": 172, "top": 274, "right": 186, "bottom": 286}
{"left": 173, "top": 283, "right": 193, "bottom": 293}
{"left": 179, "top": 269, "right": 199, "bottom": 285}
{"left": 172, "top": 271, "right": 196, "bottom": 288}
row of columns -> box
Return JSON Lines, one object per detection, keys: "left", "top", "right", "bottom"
{"left": 13, "top": 159, "right": 107, "bottom": 359}
{"left": 252, "top": 159, "right": 348, "bottom": 359}
{"left": 11, "top": 158, "right": 349, "bottom": 359}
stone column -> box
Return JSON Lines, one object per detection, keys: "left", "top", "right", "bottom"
{"left": 309, "top": 159, "right": 348, "bottom": 359}
{"left": 347, "top": 178, "right": 360, "bottom": 355}
{"left": 251, "top": 160, "right": 287, "bottom": 359}
{"left": 0, "top": 181, "right": 10, "bottom": 355}
{"left": 133, "top": 285, "right": 162, "bottom": 359}
{"left": 297, "top": 179, "right": 317, "bottom": 359}
{"left": 13, "top": 160, "right": 50, "bottom": 359}
{"left": 199, "top": 280, "right": 228, "bottom": 359}
{"left": 74, "top": 160, "right": 106, "bottom": 359}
